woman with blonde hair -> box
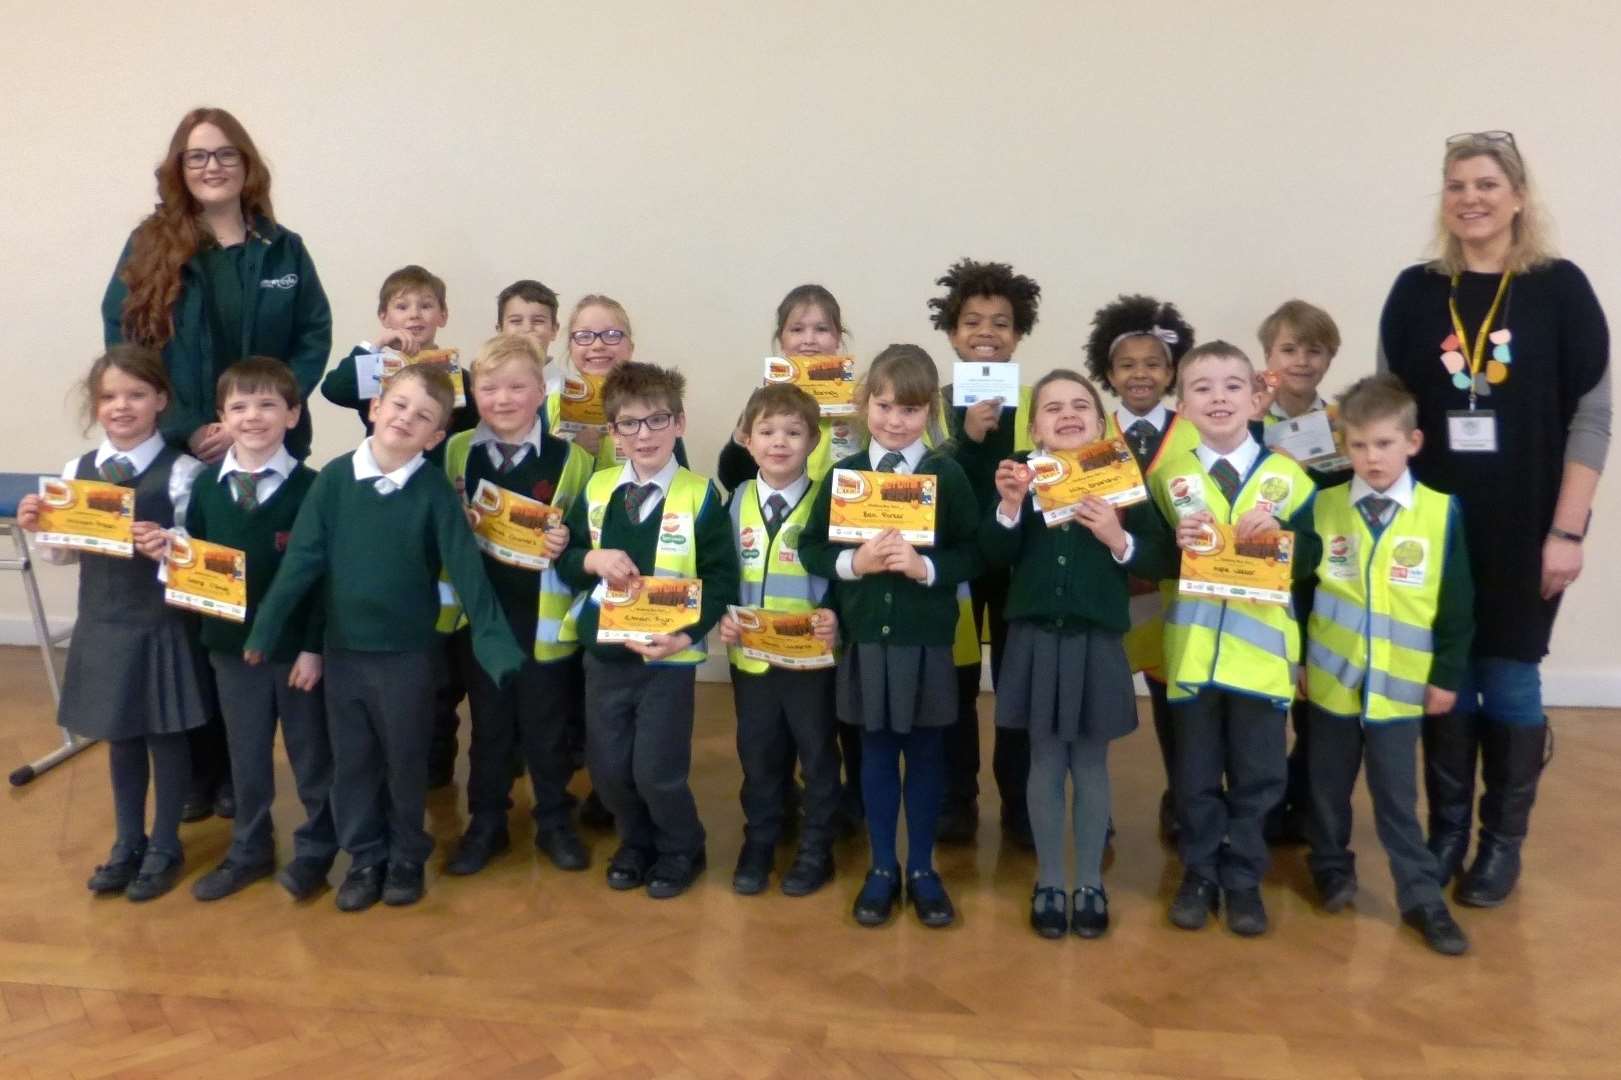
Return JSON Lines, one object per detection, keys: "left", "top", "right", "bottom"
{"left": 1377, "top": 131, "right": 1609, "bottom": 907}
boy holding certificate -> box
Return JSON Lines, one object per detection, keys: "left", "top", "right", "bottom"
{"left": 928, "top": 257, "right": 1044, "bottom": 847}
{"left": 716, "top": 383, "right": 842, "bottom": 897}
{"left": 1297, "top": 374, "right": 1472, "bottom": 956}
{"left": 438, "top": 335, "right": 594, "bottom": 877}
{"left": 556, "top": 362, "right": 739, "bottom": 899}
{"left": 1147, "top": 342, "right": 1318, "bottom": 938}
{"left": 180, "top": 359, "right": 335, "bottom": 903}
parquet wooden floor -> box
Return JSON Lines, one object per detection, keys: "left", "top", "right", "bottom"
{"left": 1, "top": 646, "right": 1618, "bottom": 1078}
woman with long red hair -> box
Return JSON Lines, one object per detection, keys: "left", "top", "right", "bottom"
{"left": 101, "top": 107, "right": 331, "bottom": 463}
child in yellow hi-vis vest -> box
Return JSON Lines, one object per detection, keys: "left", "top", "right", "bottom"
{"left": 1299, "top": 373, "right": 1473, "bottom": 956}
{"left": 1148, "top": 341, "right": 1318, "bottom": 938}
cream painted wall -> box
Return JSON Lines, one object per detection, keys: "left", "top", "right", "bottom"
{"left": 2, "top": 1, "right": 1616, "bottom": 702}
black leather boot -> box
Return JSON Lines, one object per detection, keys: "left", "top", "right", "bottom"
{"left": 1421, "top": 711, "right": 1478, "bottom": 884}
{"left": 1457, "top": 720, "right": 1547, "bottom": 907}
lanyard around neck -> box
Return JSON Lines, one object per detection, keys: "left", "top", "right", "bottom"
{"left": 1448, "top": 271, "right": 1513, "bottom": 405}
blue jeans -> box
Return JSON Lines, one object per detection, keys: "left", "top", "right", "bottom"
{"left": 1449, "top": 658, "right": 1543, "bottom": 728}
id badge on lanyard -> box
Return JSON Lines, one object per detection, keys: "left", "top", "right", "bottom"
{"left": 1443, "top": 272, "right": 1511, "bottom": 455}
{"left": 1446, "top": 409, "right": 1498, "bottom": 453}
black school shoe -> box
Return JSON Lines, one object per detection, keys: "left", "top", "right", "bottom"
{"left": 213, "top": 782, "right": 236, "bottom": 820}
{"left": 180, "top": 791, "right": 215, "bottom": 824}
{"left": 606, "top": 845, "right": 652, "bottom": 890}
{"left": 444, "top": 824, "right": 511, "bottom": 876}
{"left": 906, "top": 869, "right": 955, "bottom": 928}
{"left": 1225, "top": 887, "right": 1269, "bottom": 937}
{"left": 535, "top": 825, "right": 590, "bottom": 871}
{"left": 277, "top": 856, "right": 333, "bottom": 900}
{"left": 1030, "top": 886, "right": 1067, "bottom": 939}
{"left": 852, "top": 866, "right": 901, "bottom": 927}
{"left": 1071, "top": 886, "right": 1110, "bottom": 939}
{"left": 647, "top": 849, "right": 707, "bottom": 899}
{"left": 1314, "top": 870, "right": 1358, "bottom": 914}
{"left": 87, "top": 841, "right": 147, "bottom": 894}
{"left": 780, "top": 847, "right": 834, "bottom": 897}
{"left": 1168, "top": 872, "right": 1220, "bottom": 930}
{"left": 191, "top": 856, "right": 275, "bottom": 901}
{"left": 126, "top": 850, "right": 185, "bottom": 903}
{"left": 382, "top": 861, "right": 426, "bottom": 906}
{"left": 335, "top": 863, "right": 386, "bottom": 912}
{"left": 1402, "top": 902, "right": 1471, "bottom": 956}
{"left": 732, "top": 843, "right": 775, "bottom": 896}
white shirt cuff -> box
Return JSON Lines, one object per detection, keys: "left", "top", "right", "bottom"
{"left": 1112, "top": 533, "right": 1135, "bottom": 565}
{"left": 922, "top": 556, "right": 937, "bottom": 587}
{"left": 994, "top": 505, "right": 1020, "bottom": 529}
{"left": 836, "top": 548, "right": 859, "bottom": 580}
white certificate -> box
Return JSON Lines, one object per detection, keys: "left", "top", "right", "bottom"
{"left": 952, "top": 362, "right": 1021, "bottom": 407}
{"left": 1264, "top": 409, "right": 1349, "bottom": 471}
{"left": 353, "top": 350, "right": 385, "bottom": 400}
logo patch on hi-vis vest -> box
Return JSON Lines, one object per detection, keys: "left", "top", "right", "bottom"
{"left": 659, "top": 512, "right": 692, "bottom": 550}
{"left": 739, "top": 525, "right": 762, "bottom": 562}
{"left": 588, "top": 502, "right": 607, "bottom": 545}
{"left": 777, "top": 523, "right": 802, "bottom": 564}
{"left": 1327, "top": 534, "right": 1359, "bottom": 579}
{"left": 828, "top": 422, "right": 859, "bottom": 460}
{"left": 1169, "top": 473, "right": 1206, "bottom": 516}
{"left": 1388, "top": 537, "right": 1429, "bottom": 587}
{"left": 1254, "top": 473, "right": 1293, "bottom": 516}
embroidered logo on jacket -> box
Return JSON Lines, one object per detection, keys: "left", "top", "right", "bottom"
{"left": 260, "top": 274, "right": 299, "bottom": 289}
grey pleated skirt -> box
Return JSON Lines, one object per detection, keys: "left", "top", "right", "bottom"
{"left": 57, "top": 616, "right": 210, "bottom": 741}
{"left": 995, "top": 621, "right": 1137, "bottom": 743}
{"left": 838, "top": 643, "right": 957, "bottom": 734}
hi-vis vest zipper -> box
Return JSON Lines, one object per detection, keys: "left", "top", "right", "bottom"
{"left": 560, "top": 467, "right": 711, "bottom": 665}
{"left": 436, "top": 430, "right": 594, "bottom": 662}
{"left": 1149, "top": 448, "right": 1314, "bottom": 705}
{"left": 1306, "top": 483, "right": 1450, "bottom": 722}
{"left": 728, "top": 479, "right": 829, "bottom": 674}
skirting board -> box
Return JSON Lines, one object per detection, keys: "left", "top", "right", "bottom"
{"left": 3, "top": 616, "right": 1615, "bottom": 709}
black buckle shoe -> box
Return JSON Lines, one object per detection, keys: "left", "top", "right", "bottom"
{"left": 126, "top": 850, "right": 185, "bottom": 903}
{"left": 780, "top": 848, "right": 834, "bottom": 897}
{"left": 382, "top": 861, "right": 426, "bottom": 906}
{"left": 1402, "top": 902, "right": 1470, "bottom": 956}
{"left": 1224, "top": 886, "right": 1268, "bottom": 937}
{"left": 277, "top": 856, "right": 334, "bottom": 900}
{"left": 335, "top": 863, "right": 386, "bottom": 912}
{"left": 605, "top": 845, "right": 652, "bottom": 890}
{"left": 191, "top": 856, "right": 275, "bottom": 901}
{"left": 852, "top": 866, "right": 901, "bottom": 927}
{"left": 732, "top": 843, "right": 774, "bottom": 896}
{"left": 906, "top": 869, "right": 955, "bottom": 928}
{"left": 180, "top": 791, "right": 215, "bottom": 824}
{"left": 1029, "top": 886, "right": 1067, "bottom": 939}
{"left": 1071, "top": 886, "right": 1110, "bottom": 939}
{"left": 1169, "top": 872, "right": 1220, "bottom": 930}
{"left": 444, "top": 826, "right": 510, "bottom": 876}
{"left": 535, "top": 825, "right": 590, "bottom": 871}
{"left": 647, "top": 849, "right": 706, "bottom": 899}
{"left": 87, "top": 841, "right": 147, "bottom": 895}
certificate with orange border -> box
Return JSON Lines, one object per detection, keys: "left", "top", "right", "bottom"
{"left": 763, "top": 355, "right": 857, "bottom": 416}
{"left": 729, "top": 605, "right": 835, "bottom": 670}
{"left": 596, "top": 577, "right": 703, "bottom": 643}
{"left": 380, "top": 347, "right": 466, "bottom": 408}
{"left": 557, "top": 372, "right": 609, "bottom": 432}
{"left": 35, "top": 477, "right": 135, "bottom": 557}
{"left": 164, "top": 535, "right": 248, "bottom": 622}
{"left": 828, "top": 469, "right": 936, "bottom": 545}
{"left": 1028, "top": 437, "right": 1148, "bottom": 524}
{"left": 469, "top": 480, "right": 560, "bottom": 571}
{"left": 1178, "top": 523, "right": 1294, "bottom": 606}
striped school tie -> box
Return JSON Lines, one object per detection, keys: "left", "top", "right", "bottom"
{"left": 495, "top": 443, "right": 523, "bottom": 474}
{"left": 1358, "top": 494, "right": 1394, "bottom": 530}
{"left": 764, "top": 492, "right": 788, "bottom": 542}
{"left": 1208, "top": 458, "right": 1241, "bottom": 504}
{"left": 99, "top": 455, "right": 135, "bottom": 484}
{"left": 875, "top": 451, "right": 905, "bottom": 473}
{"left": 230, "top": 470, "right": 269, "bottom": 510}
{"left": 624, "top": 482, "right": 659, "bottom": 521}
{"left": 1126, "top": 419, "right": 1157, "bottom": 462}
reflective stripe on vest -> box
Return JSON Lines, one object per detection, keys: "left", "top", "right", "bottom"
{"left": 1306, "top": 483, "right": 1450, "bottom": 722}
{"left": 437, "top": 429, "right": 594, "bottom": 661}
{"left": 561, "top": 466, "right": 711, "bottom": 664}
{"left": 1150, "top": 448, "right": 1312, "bottom": 705}
{"left": 728, "top": 479, "right": 828, "bottom": 673}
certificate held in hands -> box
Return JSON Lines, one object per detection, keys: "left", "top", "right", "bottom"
{"left": 729, "top": 605, "right": 835, "bottom": 670}
{"left": 952, "top": 361, "right": 1021, "bottom": 407}
{"left": 763, "top": 355, "right": 857, "bottom": 416}
{"left": 469, "top": 480, "right": 561, "bottom": 570}
{"left": 35, "top": 477, "right": 135, "bottom": 557}
{"left": 596, "top": 577, "right": 703, "bottom": 644}
{"left": 379, "top": 347, "right": 466, "bottom": 407}
{"left": 164, "top": 535, "right": 248, "bottom": 622}
{"left": 1178, "top": 522, "right": 1294, "bottom": 606}
{"left": 557, "top": 372, "right": 608, "bottom": 434}
{"left": 828, "top": 469, "right": 937, "bottom": 545}
{"left": 1264, "top": 407, "right": 1350, "bottom": 472}
{"left": 1028, "top": 437, "right": 1148, "bottom": 525}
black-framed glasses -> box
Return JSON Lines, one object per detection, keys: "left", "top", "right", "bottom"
{"left": 609, "top": 411, "right": 676, "bottom": 437}
{"left": 1446, "top": 130, "right": 1517, "bottom": 153}
{"left": 570, "top": 328, "right": 627, "bottom": 346}
{"left": 181, "top": 147, "right": 243, "bottom": 170}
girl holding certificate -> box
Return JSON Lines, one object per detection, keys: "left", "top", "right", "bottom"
{"left": 981, "top": 370, "right": 1171, "bottom": 938}
{"left": 1378, "top": 131, "right": 1609, "bottom": 907}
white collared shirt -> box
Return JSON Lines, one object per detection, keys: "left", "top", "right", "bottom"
{"left": 1115, "top": 402, "right": 1169, "bottom": 435}
{"left": 1194, "top": 434, "right": 1262, "bottom": 484}
{"left": 470, "top": 419, "right": 544, "bottom": 472}
{"left": 1349, "top": 469, "right": 1415, "bottom": 527}
{"left": 352, "top": 437, "right": 427, "bottom": 496}
{"left": 218, "top": 444, "right": 297, "bottom": 505}
{"left": 836, "top": 438, "right": 935, "bottom": 585}
{"left": 47, "top": 433, "right": 203, "bottom": 564}
{"left": 614, "top": 454, "right": 681, "bottom": 524}
{"left": 756, "top": 471, "right": 811, "bottom": 514}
